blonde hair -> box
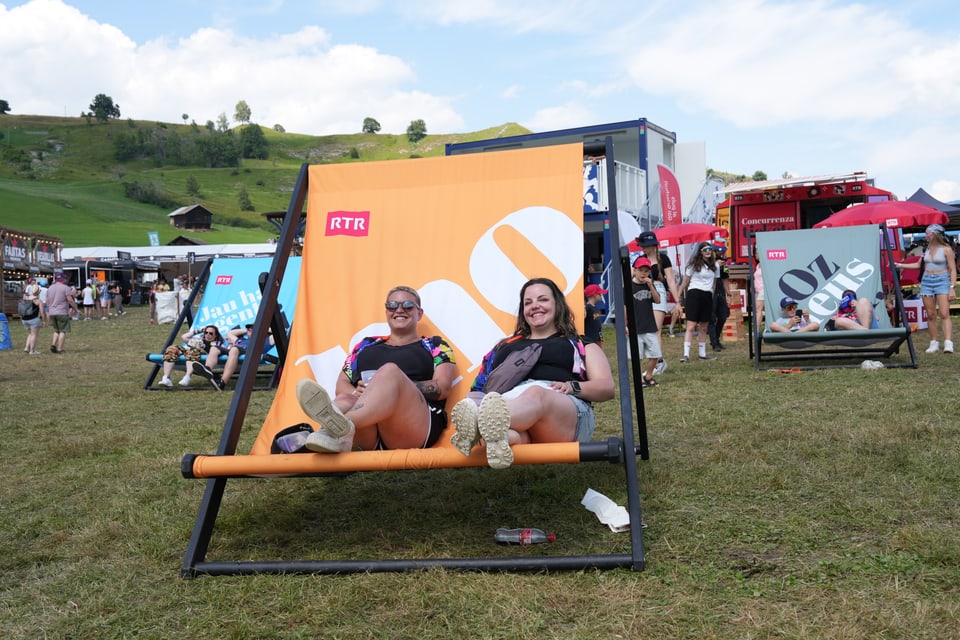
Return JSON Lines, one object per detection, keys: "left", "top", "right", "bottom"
{"left": 386, "top": 285, "right": 421, "bottom": 305}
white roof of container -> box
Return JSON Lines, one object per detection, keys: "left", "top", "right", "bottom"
{"left": 62, "top": 243, "right": 278, "bottom": 261}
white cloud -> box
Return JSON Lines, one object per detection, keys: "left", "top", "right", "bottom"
{"left": 615, "top": 0, "right": 957, "bottom": 127}
{"left": 522, "top": 102, "right": 596, "bottom": 132}
{"left": 0, "top": 0, "right": 463, "bottom": 134}
{"left": 410, "top": 0, "right": 596, "bottom": 33}
{"left": 500, "top": 85, "right": 521, "bottom": 99}
{"left": 929, "top": 180, "right": 960, "bottom": 203}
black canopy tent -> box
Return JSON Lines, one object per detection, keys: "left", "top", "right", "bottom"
{"left": 906, "top": 188, "right": 960, "bottom": 230}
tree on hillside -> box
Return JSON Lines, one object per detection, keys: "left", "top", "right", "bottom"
{"left": 186, "top": 175, "right": 201, "bottom": 197}
{"left": 752, "top": 170, "right": 768, "bottom": 181}
{"left": 89, "top": 93, "right": 121, "bottom": 122}
{"left": 182, "top": 113, "right": 189, "bottom": 124}
{"left": 362, "top": 117, "right": 381, "bottom": 134}
{"left": 216, "top": 112, "right": 230, "bottom": 133}
{"left": 273, "top": 124, "right": 285, "bottom": 133}
{"left": 406, "top": 119, "right": 427, "bottom": 143}
{"left": 0, "top": 99, "right": 10, "bottom": 114}
{"left": 239, "top": 123, "right": 268, "bottom": 159}
{"left": 238, "top": 184, "right": 255, "bottom": 211}
{"left": 234, "top": 100, "right": 251, "bottom": 125}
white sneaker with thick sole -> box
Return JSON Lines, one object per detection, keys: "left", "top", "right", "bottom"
{"left": 159, "top": 377, "right": 173, "bottom": 387}
{"left": 450, "top": 398, "right": 480, "bottom": 456}
{"left": 296, "top": 379, "right": 353, "bottom": 438}
{"left": 178, "top": 375, "right": 192, "bottom": 386}
{"left": 477, "top": 392, "right": 513, "bottom": 469}
{"left": 305, "top": 424, "right": 356, "bottom": 453}
{"left": 925, "top": 341, "right": 940, "bottom": 354}
{"left": 944, "top": 340, "right": 954, "bottom": 353}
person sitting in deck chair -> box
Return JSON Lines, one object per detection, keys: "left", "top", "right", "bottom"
{"left": 159, "top": 325, "right": 227, "bottom": 387}
{"left": 827, "top": 289, "right": 878, "bottom": 331}
{"left": 449, "top": 277, "right": 616, "bottom": 469}
{"left": 770, "top": 296, "right": 821, "bottom": 333}
{"left": 295, "top": 286, "right": 457, "bottom": 453}
{"left": 191, "top": 324, "right": 273, "bottom": 391}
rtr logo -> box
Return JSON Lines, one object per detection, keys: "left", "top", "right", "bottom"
{"left": 326, "top": 211, "right": 370, "bottom": 237}
{"left": 766, "top": 249, "right": 787, "bottom": 261}
{"left": 215, "top": 275, "right": 234, "bottom": 285}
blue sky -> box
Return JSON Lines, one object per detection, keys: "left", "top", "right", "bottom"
{"left": 2, "top": 0, "right": 959, "bottom": 203}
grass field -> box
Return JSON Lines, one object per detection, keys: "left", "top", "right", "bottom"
{"left": 1, "top": 307, "right": 958, "bottom": 639}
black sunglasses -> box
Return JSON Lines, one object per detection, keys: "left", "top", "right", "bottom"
{"left": 385, "top": 300, "right": 419, "bottom": 311}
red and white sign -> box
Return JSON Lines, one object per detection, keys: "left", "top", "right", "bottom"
{"left": 902, "top": 299, "right": 928, "bottom": 329}
{"left": 657, "top": 164, "right": 682, "bottom": 226}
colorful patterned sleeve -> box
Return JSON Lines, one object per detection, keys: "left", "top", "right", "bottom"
{"left": 341, "top": 336, "right": 383, "bottom": 384}
{"left": 427, "top": 336, "right": 456, "bottom": 368}
{"left": 469, "top": 344, "right": 500, "bottom": 392}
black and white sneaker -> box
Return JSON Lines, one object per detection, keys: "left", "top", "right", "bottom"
{"left": 191, "top": 361, "right": 221, "bottom": 390}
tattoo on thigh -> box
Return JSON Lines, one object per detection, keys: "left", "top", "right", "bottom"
{"left": 416, "top": 381, "right": 441, "bottom": 401}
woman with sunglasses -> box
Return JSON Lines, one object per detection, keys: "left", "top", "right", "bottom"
{"left": 296, "top": 285, "right": 457, "bottom": 453}
{"left": 449, "top": 278, "right": 615, "bottom": 469}
{"left": 677, "top": 242, "right": 722, "bottom": 362}
{"left": 158, "top": 324, "right": 226, "bottom": 387}
{"left": 895, "top": 223, "right": 956, "bottom": 353}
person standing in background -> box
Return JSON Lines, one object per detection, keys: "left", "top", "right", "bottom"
{"left": 583, "top": 283, "right": 607, "bottom": 345}
{"left": 895, "top": 223, "right": 956, "bottom": 353}
{"left": 707, "top": 245, "right": 731, "bottom": 352}
{"left": 45, "top": 273, "right": 78, "bottom": 354}
{"left": 678, "top": 242, "right": 721, "bottom": 362}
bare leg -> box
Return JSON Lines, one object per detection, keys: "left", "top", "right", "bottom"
{"left": 344, "top": 362, "right": 431, "bottom": 450}
{"left": 922, "top": 295, "right": 938, "bottom": 342}
{"left": 501, "top": 386, "right": 578, "bottom": 444}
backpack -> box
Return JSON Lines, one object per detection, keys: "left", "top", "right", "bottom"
{"left": 19, "top": 299, "right": 39, "bottom": 320}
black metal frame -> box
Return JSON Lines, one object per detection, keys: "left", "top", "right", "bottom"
{"left": 179, "top": 138, "right": 649, "bottom": 578}
{"left": 748, "top": 227, "right": 918, "bottom": 370}
{"left": 143, "top": 260, "right": 290, "bottom": 390}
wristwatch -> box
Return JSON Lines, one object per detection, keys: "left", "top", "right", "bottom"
{"left": 569, "top": 381, "right": 581, "bottom": 396}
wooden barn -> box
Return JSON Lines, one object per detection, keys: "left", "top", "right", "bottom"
{"left": 168, "top": 204, "right": 213, "bottom": 231}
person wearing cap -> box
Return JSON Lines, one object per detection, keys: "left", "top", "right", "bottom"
{"left": 45, "top": 273, "right": 78, "bottom": 354}
{"left": 583, "top": 283, "right": 608, "bottom": 344}
{"left": 707, "top": 244, "right": 732, "bottom": 351}
{"left": 678, "top": 242, "right": 721, "bottom": 362}
{"left": 770, "top": 296, "right": 820, "bottom": 333}
{"left": 634, "top": 230, "right": 683, "bottom": 374}
{"left": 630, "top": 256, "right": 664, "bottom": 387}
{"left": 191, "top": 323, "right": 274, "bottom": 391}
{"left": 828, "top": 289, "right": 878, "bottom": 331}
{"left": 895, "top": 223, "right": 956, "bottom": 353}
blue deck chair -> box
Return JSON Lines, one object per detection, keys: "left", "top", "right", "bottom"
{"left": 144, "top": 256, "right": 301, "bottom": 390}
{"left": 749, "top": 225, "right": 917, "bottom": 370}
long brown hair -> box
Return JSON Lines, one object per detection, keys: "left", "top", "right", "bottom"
{"left": 513, "top": 277, "right": 579, "bottom": 339}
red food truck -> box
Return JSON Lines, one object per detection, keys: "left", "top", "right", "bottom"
{"left": 716, "top": 171, "right": 897, "bottom": 264}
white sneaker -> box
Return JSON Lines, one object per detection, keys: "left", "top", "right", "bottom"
{"left": 944, "top": 340, "right": 954, "bottom": 353}
{"left": 925, "top": 341, "right": 940, "bottom": 354}
{"left": 178, "top": 375, "right": 193, "bottom": 386}
{"left": 296, "top": 379, "right": 353, "bottom": 438}
{"left": 477, "top": 392, "right": 513, "bottom": 469}
{"left": 653, "top": 359, "right": 667, "bottom": 375}
{"left": 450, "top": 398, "right": 480, "bottom": 456}
{"left": 159, "top": 377, "right": 173, "bottom": 387}
{"left": 305, "top": 424, "right": 356, "bottom": 453}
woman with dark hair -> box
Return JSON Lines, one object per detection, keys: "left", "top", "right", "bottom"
{"left": 450, "top": 277, "right": 615, "bottom": 469}
{"left": 895, "top": 224, "right": 956, "bottom": 353}
{"left": 677, "top": 242, "right": 721, "bottom": 362}
{"left": 159, "top": 324, "right": 226, "bottom": 387}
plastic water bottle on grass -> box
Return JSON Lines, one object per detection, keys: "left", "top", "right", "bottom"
{"left": 494, "top": 527, "right": 555, "bottom": 545}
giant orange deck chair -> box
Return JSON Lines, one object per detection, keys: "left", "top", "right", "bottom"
{"left": 180, "top": 139, "right": 649, "bottom": 577}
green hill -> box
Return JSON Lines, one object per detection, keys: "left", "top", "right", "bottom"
{"left": 0, "top": 115, "right": 531, "bottom": 246}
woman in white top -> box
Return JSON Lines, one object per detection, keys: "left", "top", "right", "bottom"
{"left": 678, "top": 242, "right": 721, "bottom": 362}
{"left": 895, "top": 224, "right": 957, "bottom": 353}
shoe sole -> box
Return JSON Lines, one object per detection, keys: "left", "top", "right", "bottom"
{"left": 304, "top": 428, "right": 352, "bottom": 453}
{"left": 477, "top": 392, "right": 513, "bottom": 469}
{"left": 296, "top": 379, "right": 352, "bottom": 437}
{"left": 450, "top": 399, "right": 480, "bottom": 456}
{"left": 191, "top": 362, "right": 222, "bottom": 390}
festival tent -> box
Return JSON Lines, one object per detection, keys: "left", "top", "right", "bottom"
{"left": 906, "top": 188, "right": 960, "bottom": 230}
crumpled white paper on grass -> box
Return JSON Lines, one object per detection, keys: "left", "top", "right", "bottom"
{"left": 581, "top": 488, "right": 630, "bottom": 532}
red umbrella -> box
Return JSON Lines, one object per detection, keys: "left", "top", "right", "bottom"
{"left": 812, "top": 200, "right": 948, "bottom": 229}
{"left": 626, "top": 223, "right": 729, "bottom": 251}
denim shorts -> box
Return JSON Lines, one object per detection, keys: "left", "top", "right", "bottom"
{"left": 652, "top": 281, "right": 669, "bottom": 313}
{"left": 503, "top": 380, "right": 597, "bottom": 442}
{"left": 921, "top": 272, "right": 952, "bottom": 296}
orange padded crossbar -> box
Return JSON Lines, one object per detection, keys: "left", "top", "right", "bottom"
{"left": 186, "top": 441, "right": 595, "bottom": 478}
